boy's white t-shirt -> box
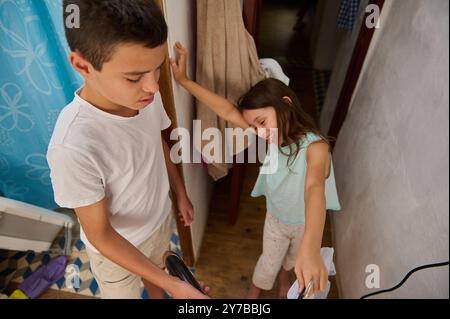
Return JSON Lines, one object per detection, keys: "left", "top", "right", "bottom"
{"left": 47, "top": 89, "right": 172, "bottom": 253}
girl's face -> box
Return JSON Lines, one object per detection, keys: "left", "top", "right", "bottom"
{"left": 242, "top": 107, "right": 281, "bottom": 145}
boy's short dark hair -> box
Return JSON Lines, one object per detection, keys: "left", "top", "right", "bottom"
{"left": 63, "top": 0, "right": 168, "bottom": 70}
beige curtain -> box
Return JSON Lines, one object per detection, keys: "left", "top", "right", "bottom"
{"left": 196, "top": 0, "right": 266, "bottom": 181}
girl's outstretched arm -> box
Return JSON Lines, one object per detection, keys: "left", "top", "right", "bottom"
{"left": 170, "top": 42, "right": 250, "bottom": 129}
{"left": 295, "top": 141, "right": 331, "bottom": 297}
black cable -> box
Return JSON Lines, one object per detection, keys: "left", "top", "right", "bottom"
{"left": 360, "top": 261, "right": 449, "bottom": 299}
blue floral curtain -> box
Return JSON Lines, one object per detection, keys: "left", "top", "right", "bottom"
{"left": 0, "top": 0, "right": 82, "bottom": 209}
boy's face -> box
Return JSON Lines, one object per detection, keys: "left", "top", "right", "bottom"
{"left": 73, "top": 42, "right": 167, "bottom": 110}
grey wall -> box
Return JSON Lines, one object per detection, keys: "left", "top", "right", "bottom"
{"left": 331, "top": 0, "right": 449, "bottom": 298}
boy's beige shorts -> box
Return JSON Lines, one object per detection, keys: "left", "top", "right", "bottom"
{"left": 86, "top": 213, "right": 175, "bottom": 299}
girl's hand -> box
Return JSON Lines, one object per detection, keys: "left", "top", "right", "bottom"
{"left": 295, "top": 249, "right": 328, "bottom": 297}
{"left": 170, "top": 42, "right": 189, "bottom": 85}
{"left": 177, "top": 192, "right": 194, "bottom": 227}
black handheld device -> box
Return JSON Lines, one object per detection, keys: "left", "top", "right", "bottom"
{"left": 163, "top": 251, "right": 205, "bottom": 294}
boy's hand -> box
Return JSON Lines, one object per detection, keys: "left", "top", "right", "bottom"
{"left": 295, "top": 249, "right": 328, "bottom": 297}
{"left": 170, "top": 278, "right": 211, "bottom": 299}
{"left": 169, "top": 42, "right": 189, "bottom": 85}
{"left": 177, "top": 192, "right": 194, "bottom": 226}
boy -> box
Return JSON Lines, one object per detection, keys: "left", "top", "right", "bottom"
{"left": 47, "top": 0, "right": 208, "bottom": 299}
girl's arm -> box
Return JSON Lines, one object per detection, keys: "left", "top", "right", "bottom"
{"left": 169, "top": 42, "right": 250, "bottom": 129}
{"left": 295, "top": 141, "right": 330, "bottom": 296}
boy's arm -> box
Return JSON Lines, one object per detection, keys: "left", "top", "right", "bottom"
{"left": 162, "top": 136, "right": 194, "bottom": 226}
{"left": 295, "top": 141, "right": 330, "bottom": 296}
{"left": 169, "top": 42, "right": 250, "bottom": 129}
{"left": 75, "top": 199, "right": 208, "bottom": 299}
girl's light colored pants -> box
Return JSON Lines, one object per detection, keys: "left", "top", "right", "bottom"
{"left": 252, "top": 213, "right": 305, "bottom": 290}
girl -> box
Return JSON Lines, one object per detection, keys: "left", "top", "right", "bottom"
{"left": 170, "top": 42, "right": 341, "bottom": 299}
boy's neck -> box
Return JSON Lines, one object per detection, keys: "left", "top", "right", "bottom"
{"left": 79, "top": 84, "right": 138, "bottom": 118}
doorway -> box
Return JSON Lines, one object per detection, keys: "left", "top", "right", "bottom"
{"left": 194, "top": 0, "right": 386, "bottom": 299}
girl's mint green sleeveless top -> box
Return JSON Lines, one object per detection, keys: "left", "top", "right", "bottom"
{"left": 251, "top": 133, "right": 341, "bottom": 225}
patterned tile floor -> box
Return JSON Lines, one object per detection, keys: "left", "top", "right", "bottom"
{"left": 0, "top": 209, "right": 182, "bottom": 299}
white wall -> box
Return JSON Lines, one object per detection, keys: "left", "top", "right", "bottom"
{"left": 331, "top": 0, "right": 449, "bottom": 298}
{"left": 163, "top": 0, "right": 214, "bottom": 260}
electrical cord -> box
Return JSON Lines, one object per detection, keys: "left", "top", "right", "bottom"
{"left": 360, "top": 261, "right": 449, "bottom": 299}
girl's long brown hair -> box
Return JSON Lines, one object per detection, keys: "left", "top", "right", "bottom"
{"left": 238, "top": 78, "right": 328, "bottom": 166}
